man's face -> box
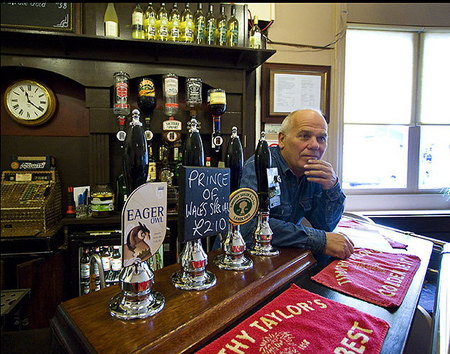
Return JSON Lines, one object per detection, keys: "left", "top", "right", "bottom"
{"left": 278, "top": 111, "right": 328, "bottom": 178}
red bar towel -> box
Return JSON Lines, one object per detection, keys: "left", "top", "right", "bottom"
{"left": 198, "top": 284, "right": 389, "bottom": 354}
{"left": 311, "top": 248, "right": 421, "bottom": 308}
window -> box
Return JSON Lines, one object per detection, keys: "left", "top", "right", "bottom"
{"left": 342, "top": 28, "right": 450, "bottom": 203}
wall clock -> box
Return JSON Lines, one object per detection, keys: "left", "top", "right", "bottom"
{"left": 4, "top": 79, "right": 57, "bottom": 126}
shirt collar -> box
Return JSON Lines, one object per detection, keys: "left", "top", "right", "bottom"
{"left": 271, "top": 145, "right": 291, "bottom": 175}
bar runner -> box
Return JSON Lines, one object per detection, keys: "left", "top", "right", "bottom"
{"left": 311, "top": 248, "right": 420, "bottom": 308}
{"left": 198, "top": 284, "right": 389, "bottom": 353}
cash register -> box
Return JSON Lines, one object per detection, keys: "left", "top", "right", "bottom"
{"left": 1, "top": 156, "right": 62, "bottom": 237}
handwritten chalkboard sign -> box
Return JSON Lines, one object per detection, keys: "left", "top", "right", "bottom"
{"left": 1, "top": 3, "right": 77, "bottom": 33}
{"left": 179, "top": 167, "right": 230, "bottom": 242}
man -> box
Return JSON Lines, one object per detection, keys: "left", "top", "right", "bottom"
{"left": 240, "top": 109, "right": 354, "bottom": 259}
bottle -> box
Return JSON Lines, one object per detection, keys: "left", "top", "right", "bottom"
{"left": 183, "top": 118, "right": 205, "bottom": 167}
{"left": 193, "top": 3, "right": 205, "bottom": 44}
{"left": 104, "top": 3, "right": 119, "bottom": 37}
{"left": 80, "top": 248, "right": 90, "bottom": 295}
{"left": 225, "top": 127, "right": 244, "bottom": 193}
{"left": 147, "top": 144, "right": 157, "bottom": 182}
{"left": 185, "top": 77, "right": 202, "bottom": 111}
{"left": 116, "top": 174, "right": 128, "bottom": 211}
{"left": 227, "top": 5, "right": 239, "bottom": 47}
{"left": 101, "top": 246, "right": 111, "bottom": 279}
{"left": 111, "top": 246, "right": 122, "bottom": 273}
{"left": 123, "top": 110, "right": 149, "bottom": 194}
{"left": 144, "top": 3, "right": 157, "bottom": 40}
{"left": 168, "top": 3, "right": 180, "bottom": 42}
{"left": 249, "top": 16, "right": 262, "bottom": 49}
{"left": 157, "top": 3, "right": 169, "bottom": 41}
{"left": 113, "top": 71, "right": 130, "bottom": 116}
{"left": 181, "top": 3, "right": 194, "bottom": 43}
{"left": 208, "top": 88, "right": 227, "bottom": 152}
{"left": 205, "top": 3, "right": 215, "bottom": 45}
{"left": 163, "top": 73, "right": 179, "bottom": 118}
{"left": 174, "top": 151, "right": 183, "bottom": 185}
{"left": 132, "top": 3, "right": 145, "bottom": 39}
{"left": 137, "top": 77, "right": 156, "bottom": 118}
{"left": 215, "top": 4, "right": 227, "bottom": 46}
{"left": 93, "top": 247, "right": 100, "bottom": 278}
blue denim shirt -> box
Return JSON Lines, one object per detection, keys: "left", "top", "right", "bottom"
{"left": 239, "top": 146, "right": 346, "bottom": 254}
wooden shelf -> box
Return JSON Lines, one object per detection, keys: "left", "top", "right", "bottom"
{"left": 1, "top": 29, "right": 276, "bottom": 71}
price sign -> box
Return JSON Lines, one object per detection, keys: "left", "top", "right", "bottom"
{"left": 179, "top": 167, "right": 230, "bottom": 242}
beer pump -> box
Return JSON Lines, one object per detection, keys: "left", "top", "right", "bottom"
{"left": 214, "top": 127, "right": 255, "bottom": 270}
{"left": 109, "top": 109, "right": 166, "bottom": 320}
{"left": 248, "top": 131, "right": 280, "bottom": 256}
{"left": 171, "top": 113, "right": 219, "bottom": 291}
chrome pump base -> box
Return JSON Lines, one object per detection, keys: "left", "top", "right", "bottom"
{"left": 109, "top": 262, "right": 164, "bottom": 320}
{"left": 214, "top": 224, "right": 253, "bottom": 270}
{"left": 248, "top": 211, "right": 279, "bottom": 257}
{"left": 171, "top": 239, "right": 217, "bottom": 291}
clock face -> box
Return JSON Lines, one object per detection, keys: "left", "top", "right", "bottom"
{"left": 4, "top": 80, "right": 56, "bottom": 126}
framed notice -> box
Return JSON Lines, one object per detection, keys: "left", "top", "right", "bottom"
{"left": 0, "top": 3, "right": 82, "bottom": 34}
{"left": 262, "top": 63, "right": 331, "bottom": 123}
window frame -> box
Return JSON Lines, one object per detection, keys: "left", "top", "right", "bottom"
{"left": 340, "top": 25, "right": 450, "bottom": 210}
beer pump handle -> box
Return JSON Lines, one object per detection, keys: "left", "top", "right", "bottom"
{"left": 225, "top": 126, "right": 244, "bottom": 193}
{"left": 254, "top": 131, "right": 271, "bottom": 211}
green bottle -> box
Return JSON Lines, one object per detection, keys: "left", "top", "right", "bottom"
{"left": 193, "top": 3, "right": 205, "bottom": 44}
{"left": 215, "top": 4, "right": 227, "bottom": 46}
{"left": 205, "top": 3, "right": 215, "bottom": 45}
{"left": 168, "top": 3, "right": 180, "bottom": 42}
{"left": 227, "top": 5, "right": 239, "bottom": 47}
{"left": 132, "top": 3, "right": 145, "bottom": 39}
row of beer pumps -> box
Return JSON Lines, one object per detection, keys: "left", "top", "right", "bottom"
{"left": 109, "top": 71, "right": 281, "bottom": 320}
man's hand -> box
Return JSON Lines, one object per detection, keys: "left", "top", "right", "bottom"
{"left": 304, "top": 159, "right": 338, "bottom": 190}
{"left": 324, "top": 232, "right": 354, "bottom": 259}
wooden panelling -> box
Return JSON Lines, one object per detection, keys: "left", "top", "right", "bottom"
{"left": 89, "top": 134, "right": 110, "bottom": 185}
{"left": 85, "top": 87, "right": 110, "bottom": 108}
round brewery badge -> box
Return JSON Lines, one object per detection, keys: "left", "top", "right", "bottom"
{"left": 229, "top": 188, "right": 259, "bottom": 225}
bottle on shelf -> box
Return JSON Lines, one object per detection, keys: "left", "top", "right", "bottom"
{"left": 101, "top": 246, "right": 111, "bottom": 280}
{"left": 113, "top": 71, "right": 130, "bottom": 116}
{"left": 144, "top": 3, "right": 157, "bottom": 40}
{"left": 207, "top": 88, "right": 227, "bottom": 153}
{"left": 147, "top": 144, "right": 158, "bottom": 182}
{"left": 163, "top": 73, "right": 179, "bottom": 118}
{"left": 215, "top": 4, "right": 227, "bottom": 46}
{"left": 205, "top": 3, "right": 216, "bottom": 45}
{"left": 249, "top": 16, "right": 262, "bottom": 49}
{"left": 156, "top": 2, "right": 169, "bottom": 41}
{"left": 104, "top": 3, "right": 119, "bottom": 38}
{"left": 227, "top": 4, "right": 239, "bottom": 47}
{"left": 80, "top": 248, "right": 90, "bottom": 295}
{"left": 181, "top": 3, "right": 194, "bottom": 43}
{"left": 111, "top": 245, "right": 122, "bottom": 279}
{"left": 193, "top": 3, "right": 205, "bottom": 44}
{"left": 132, "top": 3, "right": 145, "bottom": 39}
{"left": 168, "top": 3, "right": 180, "bottom": 42}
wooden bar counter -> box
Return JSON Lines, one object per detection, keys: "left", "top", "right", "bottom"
{"left": 51, "top": 248, "right": 315, "bottom": 353}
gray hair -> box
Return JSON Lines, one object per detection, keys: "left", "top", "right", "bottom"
{"left": 280, "top": 109, "right": 326, "bottom": 135}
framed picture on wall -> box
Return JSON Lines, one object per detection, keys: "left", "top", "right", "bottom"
{"left": 261, "top": 63, "right": 331, "bottom": 123}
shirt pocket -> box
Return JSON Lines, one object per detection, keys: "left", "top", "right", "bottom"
{"left": 299, "top": 197, "right": 313, "bottom": 212}
{"left": 270, "top": 203, "right": 291, "bottom": 220}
